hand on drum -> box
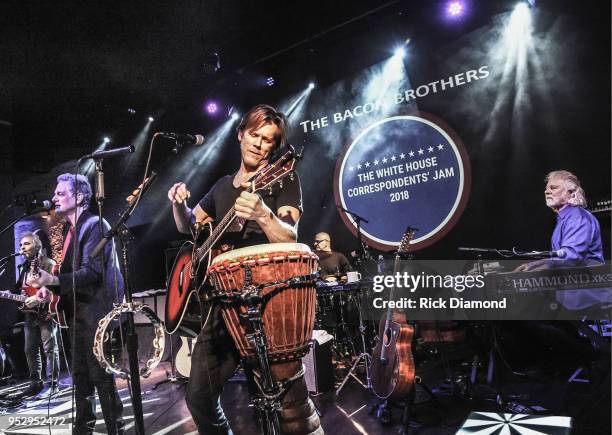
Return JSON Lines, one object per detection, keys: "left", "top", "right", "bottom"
{"left": 168, "top": 182, "right": 191, "bottom": 205}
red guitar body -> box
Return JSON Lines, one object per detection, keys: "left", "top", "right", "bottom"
{"left": 165, "top": 243, "right": 206, "bottom": 335}
{"left": 20, "top": 262, "right": 68, "bottom": 328}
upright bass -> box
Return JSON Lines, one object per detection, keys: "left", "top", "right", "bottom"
{"left": 369, "top": 226, "right": 416, "bottom": 399}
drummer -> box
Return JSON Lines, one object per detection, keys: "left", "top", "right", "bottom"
{"left": 313, "top": 232, "right": 354, "bottom": 282}
{"left": 167, "top": 104, "right": 319, "bottom": 434}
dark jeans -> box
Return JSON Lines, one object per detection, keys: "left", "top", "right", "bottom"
{"left": 24, "top": 315, "right": 59, "bottom": 383}
{"left": 72, "top": 320, "right": 124, "bottom": 435}
{"left": 186, "top": 304, "right": 323, "bottom": 435}
{"left": 186, "top": 304, "right": 240, "bottom": 435}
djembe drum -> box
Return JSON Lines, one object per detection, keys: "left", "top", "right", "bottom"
{"left": 208, "top": 243, "right": 323, "bottom": 435}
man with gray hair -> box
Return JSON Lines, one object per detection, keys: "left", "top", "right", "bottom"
{"left": 14, "top": 232, "right": 59, "bottom": 397}
{"left": 517, "top": 170, "right": 603, "bottom": 271}
{"left": 516, "top": 170, "right": 609, "bottom": 310}
{"left": 28, "top": 173, "right": 125, "bottom": 434}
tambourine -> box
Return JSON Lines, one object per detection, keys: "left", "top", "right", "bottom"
{"left": 93, "top": 301, "right": 165, "bottom": 379}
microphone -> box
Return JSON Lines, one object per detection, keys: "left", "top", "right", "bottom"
{"left": 512, "top": 249, "right": 566, "bottom": 258}
{"left": 516, "top": 249, "right": 566, "bottom": 258}
{"left": 159, "top": 132, "right": 205, "bottom": 146}
{"left": 82, "top": 146, "right": 135, "bottom": 160}
{"left": 159, "top": 132, "right": 205, "bottom": 154}
{"left": 0, "top": 252, "right": 21, "bottom": 266}
{"left": 27, "top": 199, "right": 53, "bottom": 213}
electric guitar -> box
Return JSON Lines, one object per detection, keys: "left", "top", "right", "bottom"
{"left": 164, "top": 148, "right": 300, "bottom": 334}
{"left": 369, "top": 226, "right": 416, "bottom": 400}
{"left": 0, "top": 258, "right": 68, "bottom": 328}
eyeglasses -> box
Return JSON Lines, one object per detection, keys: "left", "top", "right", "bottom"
{"left": 314, "top": 239, "right": 329, "bottom": 244}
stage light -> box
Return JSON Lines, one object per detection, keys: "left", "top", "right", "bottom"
{"left": 507, "top": 2, "right": 531, "bottom": 39}
{"left": 526, "top": 0, "right": 535, "bottom": 7}
{"left": 148, "top": 116, "right": 154, "bottom": 122}
{"left": 393, "top": 47, "right": 405, "bottom": 59}
{"left": 308, "top": 82, "right": 315, "bottom": 89}
{"left": 231, "top": 112, "right": 240, "bottom": 121}
{"left": 447, "top": 1, "right": 465, "bottom": 17}
{"left": 127, "top": 108, "right": 136, "bottom": 115}
{"left": 266, "top": 76, "right": 275, "bottom": 87}
{"left": 202, "top": 51, "right": 221, "bottom": 74}
{"left": 103, "top": 137, "right": 110, "bottom": 143}
{"left": 206, "top": 102, "right": 219, "bottom": 115}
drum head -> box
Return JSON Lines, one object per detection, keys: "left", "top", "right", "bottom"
{"left": 210, "top": 243, "right": 313, "bottom": 266}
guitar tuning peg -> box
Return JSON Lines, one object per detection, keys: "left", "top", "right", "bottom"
{"left": 268, "top": 186, "right": 273, "bottom": 196}
{"left": 289, "top": 173, "right": 294, "bottom": 182}
{"left": 279, "top": 180, "right": 283, "bottom": 189}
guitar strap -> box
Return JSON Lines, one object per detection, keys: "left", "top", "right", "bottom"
{"left": 59, "top": 226, "right": 75, "bottom": 272}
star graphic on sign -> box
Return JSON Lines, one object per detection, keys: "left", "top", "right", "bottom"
{"left": 365, "top": 162, "right": 370, "bottom": 167}
{"left": 437, "top": 144, "right": 444, "bottom": 150}
{"left": 400, "top": 153, "right": 406, "bottom": 159}
{"left": 428, "top": 146, "right": 434, "bottom": 153}
{"left": 374, "top": 160, "right": 379, "bottom": 165}
{"left": 382, "top": 157, "right": 388, "bottom": 163}
{"left": 418, "top": 148, "right": 424, "bottom": 155}
{"left": 357, "top": 164, "right": 362, "bottom": 169}
{"left": 409, "top": 151, "right": 415, "bottom": 157}
{"left": 391, "top": 155, "right": 396, "bottom": 161}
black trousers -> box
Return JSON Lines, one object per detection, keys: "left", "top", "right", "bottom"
{"left": 186, "top": 304, "right": 240, "bottom": 434}
{"left": 72, "top": 320, "right": 124, "bottom": 435}
{"left": 186, "top": 304, "right": 323, "bottom": 435}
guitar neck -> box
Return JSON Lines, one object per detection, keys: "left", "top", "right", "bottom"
{"left": 192, "top": 149, "right": 298, "bottom": 265}
{"left": 0, "top": 291, "right": 27, "bottom": 303}
{"left": 384, "top": 254, "right": 403, "bottom": 325}
{"left": 195, "top": 206, "right": 237, "bottom": 263}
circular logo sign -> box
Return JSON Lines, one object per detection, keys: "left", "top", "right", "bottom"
{"left": 333, "top": 114, "right": 471, "bottom": 251}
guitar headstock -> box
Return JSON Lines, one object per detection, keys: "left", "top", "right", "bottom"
{"left": 126, "top": 172, "right": 158, "bottom": 206}
{"left": 29, "top": 257, "right": 40, "bottom": 277}
{"left": 250, "top": 148, "right": 298, "bottom": 193}
{"left": 397, "top": 226, "right": 417, "bottom": 256}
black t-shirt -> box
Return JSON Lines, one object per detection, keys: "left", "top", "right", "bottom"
{"left": 316, "top": 250, "right": 353, "bottom": 278}
{"left": 198, "top": 171, "right": 302, "bottom": 249}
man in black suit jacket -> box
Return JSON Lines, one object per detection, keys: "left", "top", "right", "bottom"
{"left": 28, "top": 173, "right": 125, "bottom": 435}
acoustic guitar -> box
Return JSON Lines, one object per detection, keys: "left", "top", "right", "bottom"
{"left": 369, "top": 226, "right": 416, "bottom": 400}
{"left": 164, "top": 148, "right": 300, "bottom": 334}
{"left": 175, "top": 336, "right": 197, "bottom": 377}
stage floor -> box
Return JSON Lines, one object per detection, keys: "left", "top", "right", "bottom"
{"left": 0, "top": 354, "right": 609, "bottom": 434}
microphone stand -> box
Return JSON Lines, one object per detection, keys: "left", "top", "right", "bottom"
{"left": 90, "top": 172, "right": 157, "bottom": 435}
{"left": 0, "top": 212, "right": 37, "bottom": 238}
{"left": 0, "top": 253, "right": 19, "bottom": 278}
{"left": 335, "top": 205, "right": 372, "bottom": 394}
{"left": 336, "top": 205, "right": 369, "bottom": 259}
